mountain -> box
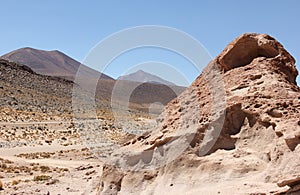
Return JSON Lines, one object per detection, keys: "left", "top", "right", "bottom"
{"left": 118, "top": 70, "right": 176, "bottom": 86}
{"left": 96, "top": 79, "right": 185, "bottom": 113}
{"left": 98, "top": 34, "right": 300, "bottom": 194}
{"left": 0, "top": 56, "right": 185, "bottom": 117}
{"left": 1, "top": 47, "right": 186, "bottom": 113}
{"left": 1, "top": 47, "right": 113, "bottom": 81}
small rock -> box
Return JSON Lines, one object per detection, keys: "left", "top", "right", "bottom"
{"left": 46, "top": 179, "right": 59, "bottom": 185}
{"left": 85, "top": 170, "right": 96, "bottom": 176}
{"left": 267, "top": 108, "right": 282, "bottom": 118}
{"left": 0, "top": 179, "right": 3, "bottom": 190}
{"left": 277, "top": 175, "right": 300, "bottom": 187}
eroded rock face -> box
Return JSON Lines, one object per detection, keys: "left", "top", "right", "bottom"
{"left": 97, "top": 33, "right": 300, "bottom": 194}
{"left": 217, "top": 33, "right": 297, "bottom": 84}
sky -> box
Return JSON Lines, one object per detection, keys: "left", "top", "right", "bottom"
{"left": 1, "top": 0, "right": 299, "bottom": 86}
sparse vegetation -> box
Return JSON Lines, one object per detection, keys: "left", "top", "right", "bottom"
{"left": 33, "top": 175, "right": 51, "bottom": 181}
{"left": 40, "top": 165, "right": 50, "bottom": 173}
{"left": 11, "top": 180, "right": 20, "bottom": 185}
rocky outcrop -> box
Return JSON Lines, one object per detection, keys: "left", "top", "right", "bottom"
{"left": 97, "top": 33, "right": 300, "bottom": 194}
{"left": 276, "top": 175, "right": 300, "bottom": 194}
{"left": 217, "top": 34, "right": 297, "bottom": 84}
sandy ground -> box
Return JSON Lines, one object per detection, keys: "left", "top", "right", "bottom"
{"left": 0, "top": 143, "right": 103, "bottom": 194}
{"left": 0, "top": 120, "right": 106, "bottom": 195}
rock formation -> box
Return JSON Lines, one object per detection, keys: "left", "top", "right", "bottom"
{"left": 96, "top": 33, "right": 300, "bottom": 194}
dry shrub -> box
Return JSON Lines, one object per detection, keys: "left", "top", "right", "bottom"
{"left": 11, "top": 180, "right": 20, "bottom": 185}
{"left": 33, "top": 175, "right": 51, "bottom": 181}
{"left": 40, "top": 165, "right": 50, "bottom": 173}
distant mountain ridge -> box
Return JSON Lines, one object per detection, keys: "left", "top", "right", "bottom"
{"left": 1, "top": 47, "right": 113, "bottom": 81}
{"left": 1, "top": 47, "right": 186, "bottom": 114}
{"left": 118, "top": 70, "right": 176, "bottom": 86}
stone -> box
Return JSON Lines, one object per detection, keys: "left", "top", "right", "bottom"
{"left": 277, "top": 175, "right": 300, "bottom": 187}
{"left": 98, "top": 33, "right": 300, "bottom": 194}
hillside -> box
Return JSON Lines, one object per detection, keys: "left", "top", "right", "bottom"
{"left": 0, "top": 58, "right": 73, "bottom": 122}
{"left": 1, "top": 47, "right": 113, "bottom": 81}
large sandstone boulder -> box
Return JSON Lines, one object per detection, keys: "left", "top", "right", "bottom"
{"left": 95, "top": 33, "right": 300, "bottom": 194}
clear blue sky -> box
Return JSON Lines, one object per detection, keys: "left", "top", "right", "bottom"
{"left": 1, "top": 0, "right": 299, "bottom": 86}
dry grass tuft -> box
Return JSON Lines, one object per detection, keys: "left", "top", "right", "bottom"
{"left": 33, "top": 175, "right": 51, "bottom": 181}
{"left": 11, "top": 180, "right": 20, "bottom": 185}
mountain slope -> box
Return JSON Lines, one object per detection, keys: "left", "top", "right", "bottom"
{"left": 97, "top": 33, "right": 300, "bottom": 194}
{"left": 0, "top": 58, "right": 73, "bottom": 122}
{"left": 118, "top": 70, "right": 175, "bottom": 86}
{"left": 1, "top": 47, "right": 113, "bottom": 81}
{"left": 0, "top": 56, "right": 185, "bottom": 117}
{"left": 1, "top": 48, "right": 185, "bottom": 113}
